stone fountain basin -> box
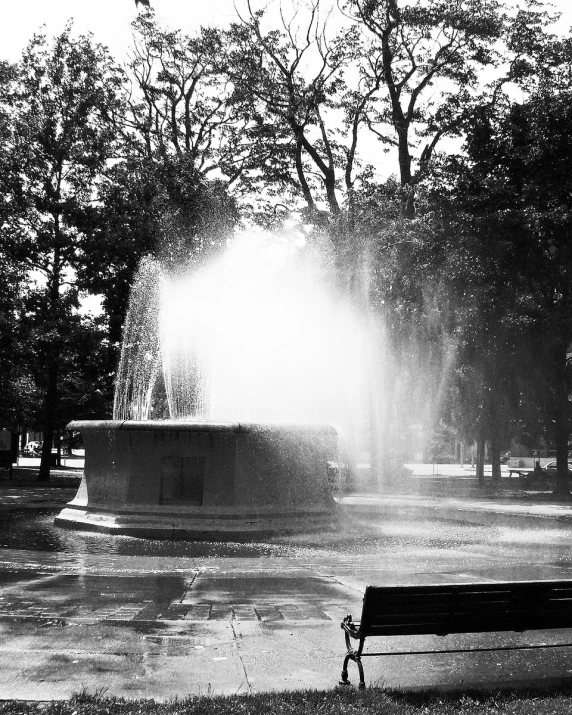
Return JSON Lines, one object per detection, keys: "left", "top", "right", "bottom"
{"left": 55, "top": 420, "right": 338, "bottom": 539}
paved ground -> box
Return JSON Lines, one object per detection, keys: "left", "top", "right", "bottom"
{"left": 2, "top": 470, "right": 572, "bottom": 700}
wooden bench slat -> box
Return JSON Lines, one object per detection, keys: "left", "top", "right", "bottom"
{"left": 365, "top": 589, "right": 572, "bottom": 603}
{"left": 365, "top": 613, "right": 572, "bottom": 637}
{"left": 367, "top": 604, "right": 452, "bottom": 617}
{"left": 365, "top": 600, "right": 572, "bottom": 621}
{"left": 368, "top": 600, "right": 530, "bottom": 615}
{"left": 367, "top": 581, "right": 572, "bottom": 600}
{"left": 362, "top": 580, "right": 572, "bottom": 592}
{"left": 367, "top": 624, "right": 453, "bottom": 636}
{"left": 364, "top": 615, "right": 572, "bottom": 634}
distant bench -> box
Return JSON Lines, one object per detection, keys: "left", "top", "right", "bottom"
{"left": 340, "top": 580, "right": 572, "bottom": 689}
{"left": 508, "top": 468, "right": 536, "bottom": 478}
{"left": 507, "top": 459, "right": 546, "bottom": 478}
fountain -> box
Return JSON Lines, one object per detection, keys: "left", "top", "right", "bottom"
{"left": 55, "top": 231, "right": 370, "bottom": 538}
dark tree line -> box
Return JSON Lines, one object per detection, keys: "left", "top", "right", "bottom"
{"left": 1, "top": 1, "right": 571, "bottom": 492}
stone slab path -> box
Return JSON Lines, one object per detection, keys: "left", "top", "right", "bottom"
{"left": 2, "top": 484, "right": 572, "bottom": 699}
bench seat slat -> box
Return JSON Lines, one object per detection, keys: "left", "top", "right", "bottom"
{"left": 366, "top": 624, "right": 457, "bottom": 637}
{"left": 364, "top": 613, "right": 572, "bottom": 637}
{"left": 366, "top": 600, "right": 564, "bottom": 616}
{"left": 463, "top": 583, "right": 572, "bottom": 590}
{"left": 362, "top": 610, "right": 572, "bottom": 630}
{"left": 366, "top": 601, "right": 572, "bottom": 621}
{"left": 362, "top": 581, "right": 572, "bottom": 593}
{"left": 365, "top": 589, "right": 572, "bottom": 602}
{"left": 366, "top": 595, "right": 513, "bottom": 607}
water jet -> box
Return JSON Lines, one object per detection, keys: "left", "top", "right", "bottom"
{"left": 56, "top": 231, "right": 370, "bottom": 538}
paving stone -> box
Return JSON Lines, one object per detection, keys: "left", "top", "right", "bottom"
{"left": 165, "top": 637, "right": 195, "bottom": 657}
{"left": 253, "top": 605, "right": 283, "bottom": 622}
{"left": 183, "top": 604, "right": 212, "bottom": 621}
{"left": 321, "top": 603, "right": 355, "bottom": 621}
{"left": 276, "top": 604, "right": 331, "bottom": 620}
{"left": 105, "top": 605, "right": 149, "bottom": 622}
{"left": 4, "top": 488, "right": 572, "bottom": 699}
{"left": 160, "top": 604, "right": 189, "bottom": 620}
{"left": 209, "top": 604, "right": 233, "bottom": 620}
{"left": 133, "top": 603, "right": 159, "bottom": 621}
{"left": 232, "top": 604, "right": 258, "bottom": 621}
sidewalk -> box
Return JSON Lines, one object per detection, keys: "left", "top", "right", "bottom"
{"left": 0, "top": 467, "right": 81, "bottom": 509}
{"left": 342, "top": 492, "right": 572, "bottom": 526}
{"left": 1, "top": 468, "right": 572, "bottom": 699}
{"left": 2, "top": 464, "right": 572, "bottom": 519}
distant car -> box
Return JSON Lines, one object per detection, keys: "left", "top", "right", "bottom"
{"left": 24, "top": 441, "right": 42, "bottom": 455}
{"left": 543, "top": 460, "right": 572, "bottom": 477}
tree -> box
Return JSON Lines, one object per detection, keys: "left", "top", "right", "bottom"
{"left": 343, "top": 0, "right": 557, "bottom": 215}
{"left": 430, "top": 66, "right": 572, "bottom": 496}
{"left": 221, "top": 0, "right": 378, "bottom": 221}
{"left": 0, "top": 25, "right": 125, "bottom": 480}
{"left": 348, "top": 179, "right": 452, "bottom": 482}
{"left": 85, "top": 152, "right": 238, "bottom": 344}
{"left": 0, "top": 254, "right": 34, "bottom": 431}
{"left": 126, "top": 12, "right": 257, "bottom": 190}
{"left": 0, "top": 62, "right": 28, "bottom": 428}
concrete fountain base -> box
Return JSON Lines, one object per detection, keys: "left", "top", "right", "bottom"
{"left": 55, "top": 420, "right": 338, "bottom": 539}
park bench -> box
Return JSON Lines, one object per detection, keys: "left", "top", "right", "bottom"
{"left": 508, "top": 467, "right": 536, "bottom": 478}
{"left": 340, "top": 579, "right": 572, "bottom": 689}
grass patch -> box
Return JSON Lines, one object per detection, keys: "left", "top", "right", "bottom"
{"left": 2, "top": 686, "right": 572, "bottom": 715}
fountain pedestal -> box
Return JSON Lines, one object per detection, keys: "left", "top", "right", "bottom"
{"left": 55, "top": 420, "right": 338, "bottom": 539}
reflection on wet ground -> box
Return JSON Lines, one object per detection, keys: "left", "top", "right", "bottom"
{"left": 0, "top": 572, "right": 188, "bottom": 623}
{"left": 2, "top": 507, "right": 572, "bottom": 559}
{"left": 3, "top": 497, "right": 572, "bottom": 698}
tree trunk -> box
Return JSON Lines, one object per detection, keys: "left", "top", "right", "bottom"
{"left": 56, "top": 429, "right": 62, "bottom": 467}
{"left": 295, "top": 134, "right": 315, "bottom": 212}
{"left": 324, "top": 172, "right": 340, "bottom": 216}
{"left": 64, "top": 430, "right": 73, "bottom": 455}
{"left": 38, "top": 212, "right": 63, "bottom": 483}
{"left": 476, "top": 430, "right": 485, "bottom": 485}
{"left": 38, "top": 360, "right": 58, "bottom": 481}
{"left": 552, "top": 339, "right": 571, "bottom": 498}
{"left": 490, "top": 432, "right": 502, "bottom": 483}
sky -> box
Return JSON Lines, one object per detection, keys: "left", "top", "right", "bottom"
{"left": 1, "top": 0, "right": 242, "bottom": 62}
{"left": 1, "top": 0, "right": 572, "bottom": 64}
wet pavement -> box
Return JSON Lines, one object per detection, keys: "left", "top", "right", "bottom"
{"left": 2, "top": 476, "right": 572, "bottom": 699}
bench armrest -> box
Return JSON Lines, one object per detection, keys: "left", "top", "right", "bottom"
{"left": 341, "top": 614, "right": 362, "bottom": 639}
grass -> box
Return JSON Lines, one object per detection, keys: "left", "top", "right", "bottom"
{"left": 2, "top": 686, "right": 572, "bottom": 715}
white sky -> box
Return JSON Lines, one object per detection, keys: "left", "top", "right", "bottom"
{"left": 1, "top": 0, "right": 242, "bottom": 62}
{"left": 1, "top": 0, "right": 571, "bottom": 64}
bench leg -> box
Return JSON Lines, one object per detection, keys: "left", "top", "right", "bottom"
{"left": 340, "top": 654, "right": 351, "bottom": 685}
{"left": 339, "top": 653, "right": 366, "bottom": 689}
{"left": 356, "top": 655, "right": 365, "bottom": 689}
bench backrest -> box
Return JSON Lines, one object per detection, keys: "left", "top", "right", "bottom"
{"left": 360, "top": 580, "right": 572, "bottom": 637}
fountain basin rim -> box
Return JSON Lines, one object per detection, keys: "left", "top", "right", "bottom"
{"left": 67, "top": 420, "right": 337, "bottom": 435}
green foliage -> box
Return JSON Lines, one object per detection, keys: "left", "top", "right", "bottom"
{"left": 0, "top": 20, "right": 240, "bottom": 457}
{"left": 0, "top": 253, "right": 35, "bottom": 428}
{"left": 344, "top": 0, "right": 519, "bottom": 196}
{"left": 0, "top": 24, "right": 125, "bottom": 474}
{"left": 424, "top": 48, "right": 572, "bottom": 484}
{"left": 0, "top": 1, "right": 570, "bottom": 479}
{"left": 221, "top": 4, "right": 359, "bottom": 216}
{"left": 89, "top": 152, "right": 238, "bottom": 342}
{"left": 127, "top": 13, "right": 255, "bottom": 192}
